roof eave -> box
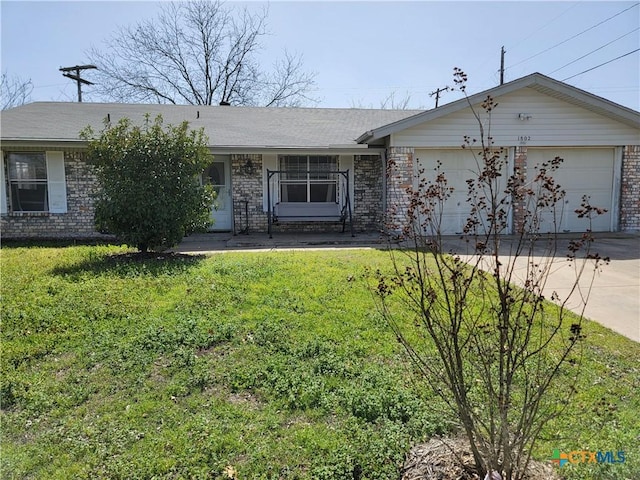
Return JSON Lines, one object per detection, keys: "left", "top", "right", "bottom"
{"left": 0, "top": 139, "right": 381, "bottom": 155}
{"left": 0, "top": 138, "right": 88, "bottom": 148}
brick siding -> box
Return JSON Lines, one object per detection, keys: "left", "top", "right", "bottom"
{"left": 512, "top": 146, "right": 528, "bottom": 234}
{"left": 353, "top": 155, "right": 383, "bottom": 232}
{"left": 1, "top": 152, "right": 107, "bottom": 239}
{"left": 231, "top": 154, "right": 267, "bottom": 234}
{"left": 3, "top": 145, "right": 635, "bottom": 239}
{"left": 620, "top": 145, "right": 640, "bottom": 231}
{"left": 384, "top": 146, "right": 414, "bottom": 232}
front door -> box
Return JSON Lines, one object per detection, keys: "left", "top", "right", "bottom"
{"left": 203, "top": 156, "right": 232, "bottom": 231}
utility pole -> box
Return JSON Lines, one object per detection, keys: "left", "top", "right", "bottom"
{"left": 500, "top": 46, "right": 506, "bottom": 85}
{"left": 59, "top": 65, "right": 97, "bottom": 102}
{"left": 429, "top": 86, "right": 451, "bottom": 108}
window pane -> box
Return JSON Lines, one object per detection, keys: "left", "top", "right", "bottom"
{"left": 8, "top": 153, "right": 47, "bottom": 180}
{"left": 310, "top": 183, "right": 336, "bottom": 202}
{"left": 309, "top": 156, "right": 337, "bottom": 179}
{"left": 203, "top": 162, "right": 225, "bottom": 186}
{"left": 281, "top": 184, "right": 307, "bottom": 202}
{"left": 10, "top": 183, "right": 48, "bottom": 211}
{"left": 280, "top": 156, "right": 306, "bottom": 180}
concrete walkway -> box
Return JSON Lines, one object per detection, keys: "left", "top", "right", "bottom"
{"left": 173, "top": 232, "right": 639, "bottom": 342}
{"left": 173, "top": 231, "right": 389, "bottom": 253}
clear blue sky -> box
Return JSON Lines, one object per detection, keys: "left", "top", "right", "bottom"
{"left": 2, "top": 1, "right": 639, "bottom": 110}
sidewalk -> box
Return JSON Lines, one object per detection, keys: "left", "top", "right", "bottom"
{"left": 172, "top": 231, "right": 389, "bottom": 253}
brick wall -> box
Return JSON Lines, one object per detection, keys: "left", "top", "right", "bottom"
{"left": 620, "top": 145, "right": 640, "bottom": 231}
{"left": 231, "top": 154, "right": 268, "bottom": 234}
{"left": 384, "top": 146, "right": 414, "bottom": 232}
{"left": 1, "top": 151, "right": 106, "bottom": 239}
{"left": 7, "top": 145, "right": 632, "bottom": 239}
{"left": 353, "top": 154, "right": 383, "bottom": 231}
{"left": 512, "top": 146, "right": 528, "bottom": 234}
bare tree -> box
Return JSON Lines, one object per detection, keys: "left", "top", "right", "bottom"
{"left": 1, "top": 72, "right": 33, "bottom": 110}
{"left": 373, "top": 69, "right": 608, "bottom": 480}
{"left": 379, "top": 91, "right": 415, "bottom": 110}
{"left": 86, "top": 0, "right": 316, "bottom": 106}
{"left": 351, "top": 90, "right": 423, "bottom": 110}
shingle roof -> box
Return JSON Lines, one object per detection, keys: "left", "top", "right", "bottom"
{"left": 0, "top": 102, "right": 423, "bottom": 149}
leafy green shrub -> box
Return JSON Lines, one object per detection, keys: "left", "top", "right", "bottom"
{"left": 81, "top": 115, "right": 214, "bottom": 252}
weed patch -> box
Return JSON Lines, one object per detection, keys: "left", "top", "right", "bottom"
{"left": 1, "top": 246, "right": 638, "bottom": 479}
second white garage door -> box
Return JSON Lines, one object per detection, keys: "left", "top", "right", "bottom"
{"left": 526, "top": 148, "right": 615, "bottom": 233}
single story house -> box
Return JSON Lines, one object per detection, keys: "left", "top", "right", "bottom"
{"left": 1, "top": 73, "right": 639, "bottom": 239}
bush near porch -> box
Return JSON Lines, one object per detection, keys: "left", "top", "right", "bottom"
{"left": 1, "top": 245, "right": 638, "bottom": 479}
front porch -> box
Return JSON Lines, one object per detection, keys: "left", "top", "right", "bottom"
{"left": 228, "top": 153, "right": 384, "bottom": 237}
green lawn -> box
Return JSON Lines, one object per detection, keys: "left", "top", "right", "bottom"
{"left": 1, "top": 245, "right": 638, "bottom": 479}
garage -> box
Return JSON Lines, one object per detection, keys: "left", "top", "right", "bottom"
{"left": 414, "top": 148, "right": 509, "bottom": 235}
{"left": 526, "top": 148, "right": 617, "bottom": 233}
{"left": 367, "top": 74, "right": 638, "bottom": 235}
{"left": 413, "top": 148, "right": 618, "bottom": 235}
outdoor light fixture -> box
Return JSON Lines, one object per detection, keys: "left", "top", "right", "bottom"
{"left": 518, "top": 113, "right": 533, "bottom": 121}
{"left": 243, "top": 159, "right": 255, "bottom": 175}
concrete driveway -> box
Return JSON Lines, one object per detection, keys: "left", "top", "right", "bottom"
{"left": 446, "top": 234, "right": 639, "bottom": 342}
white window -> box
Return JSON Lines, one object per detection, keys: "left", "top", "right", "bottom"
{"left": 279, "top": 155, "right": 338, "bottom": 203}
{"left": 8, "top": 153, "right": 48, "bottom": 212}
{"left": 1, "top": 151, "right": 67, "bottom": 214}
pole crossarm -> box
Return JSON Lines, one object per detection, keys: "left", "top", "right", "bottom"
{"left": 59, "top": 65, "right": 98, "bottom": 102}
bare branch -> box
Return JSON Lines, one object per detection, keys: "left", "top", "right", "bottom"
{"left": 86, "top": 0, "right": 316, "bottom": 106}
{"left": 1, "top": 72, "right": 33, "bottom": 110}
{"left": 373, "top": 69, "right": 606, "bottom": 480}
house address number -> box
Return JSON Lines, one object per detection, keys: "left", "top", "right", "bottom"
{"left": 518, "top": 135, "right": 531, "bottom": 144}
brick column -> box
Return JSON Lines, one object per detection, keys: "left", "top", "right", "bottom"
{"left": 512, "top": 146, "right": 528, "bottom": 234}
{"left": 620, "top": 145, "right": 640, "bottom": 231}
{"left": 231, "top": 154, "right": 267, "bottom": 234}
{"left": 354, "top": 154, "right": 383, "bottom": 231}
{"left": 385, "top": 146, "right": 414, "bottom": 232}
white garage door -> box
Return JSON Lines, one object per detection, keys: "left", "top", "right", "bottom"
{"left": 527, "top": 148, "right": 615, "bottom": 233}
{"left": 414, "top": 149, "right": 508, "bottom": 235}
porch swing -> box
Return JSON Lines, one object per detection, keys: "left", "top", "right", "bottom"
{"left": 266, "top": 169, "right": 354, "bottom": 238}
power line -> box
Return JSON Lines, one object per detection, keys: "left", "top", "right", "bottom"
{"left": 507, "top": 3, "right": 639, "bottom": 70}
{"left": 562, "top": 48, "right": 640, "bottom": 81}
{"left": 477, "top": 2, "right": 580, "bottom": 86}
{"left": 548, "top": 27, "right": 640, "bottom": 74}
{"left": 508, "top": 1, "right": 581, "bottom": 52}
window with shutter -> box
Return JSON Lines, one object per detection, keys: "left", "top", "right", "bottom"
{"left": 2, "top": 151, "right": 67, "bottom": 214}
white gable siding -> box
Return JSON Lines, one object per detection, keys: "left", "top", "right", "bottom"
{"left": 392, "top": 88, "right": 640, "bottom": 148}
